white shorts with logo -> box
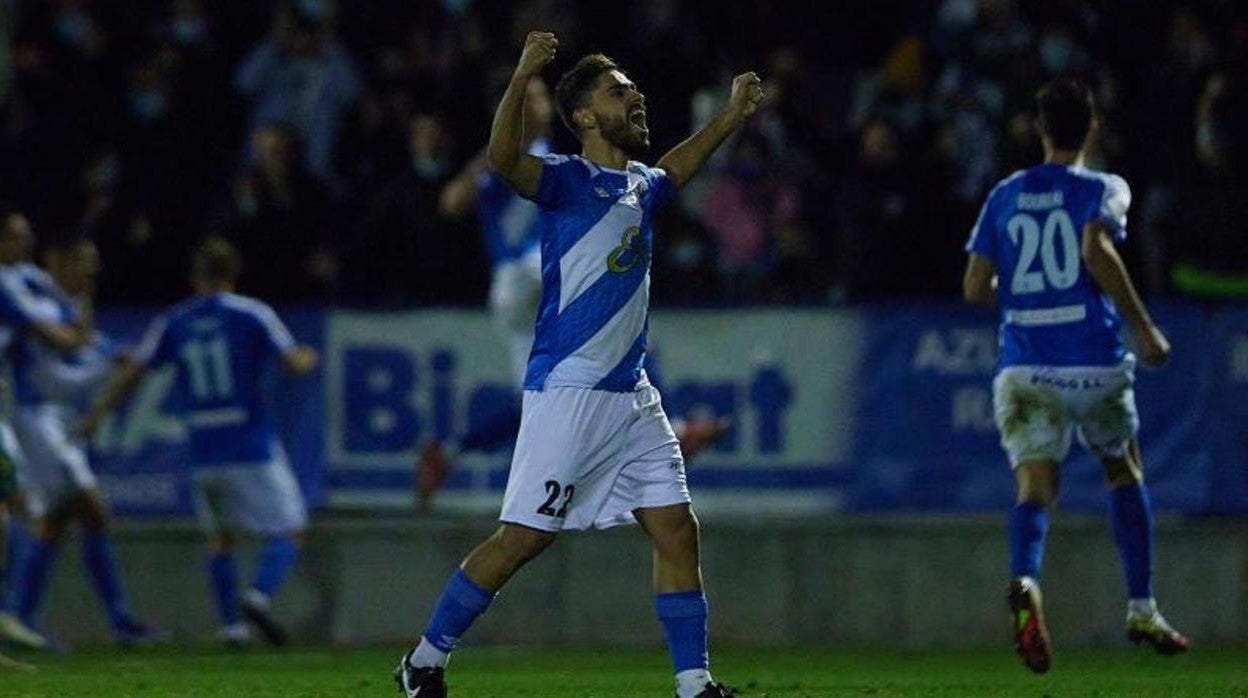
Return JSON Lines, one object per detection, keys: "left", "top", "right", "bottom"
{"left": 192, "top": 444, "right": 308, "bottom": 537}
{"left": 992, "top": 359, "right": 1139, "bottom": 468}
{"left": 13, "top": 404, "right": 98, "bottom": 518}
{"left": 499, "top": 382, "right": 691, "bottom": 532}
{"left": 489, "top": 248, "right": 543, "bottom": 388}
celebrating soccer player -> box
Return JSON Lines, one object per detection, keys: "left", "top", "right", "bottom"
{"left": 962, "top": 79, "right": 1188, "bottom": 674}
{"left": 395, "top": 31, "right": 762, "bottom": 698}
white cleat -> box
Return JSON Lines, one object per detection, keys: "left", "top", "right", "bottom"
{"left": 0, "top": 612, "right": 47, "bottom": 650}
{"left": 216, "top": 622, "right": 252, "bottom": 647}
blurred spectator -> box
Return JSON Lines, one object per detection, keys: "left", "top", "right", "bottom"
{"left": 0, "top": 0, "right": 1243, "bottom": 306}
{"left": 235, "top": 0, "right": 360, "bottom": 182}
{"left": 699, "top": 132, "right": 806, "bottom": 302}
{"left": 1162, "top": 70, "right": 1248, "bottom": 295}
{"left": 350, "top": 113, "right": 484, "bottom": 305}
{"left": 221, "top": 124, "right": 340, "bottom": 301}
{"left": 836, "top": 119, "right": 926, "bottom": 299}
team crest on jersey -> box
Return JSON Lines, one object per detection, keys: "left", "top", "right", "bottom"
{"left": 606, "top": 226, "right": 645, "bottom": 273}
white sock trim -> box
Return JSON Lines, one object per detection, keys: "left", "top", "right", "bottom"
{"left": 675, "top": 668, "right": 712, "bottom": 698}
{"left": 1127, "top": 597, "right": 1158, "bottom": 617}
{"left": 410, "top": 637, "right": 450, "bottom": 669}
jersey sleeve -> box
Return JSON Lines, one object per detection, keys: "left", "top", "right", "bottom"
{"left": 131, "top": 314, "right": 174, "bottom": 368}
{"left": 964, "top": 189, "right": 1000, "bottom": 261}
{"left": 0, "top": 272, "right": 60, "bottom": 327}
{"left": 252, "top": 303, "right": 297, "bottom": 358}
{"left": 645, "top": 166, "right": 677, "bottom": 209}
{"left": 1094, "top": 174, "right": 1131, "bottom": 242}
{"left": 530, "top": 154, "right": 578, "bottom": 208}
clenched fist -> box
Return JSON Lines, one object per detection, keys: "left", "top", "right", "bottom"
{"left": 516, "top": 31, "right": 558, "bottom": 79}
{"left": 729, "top": 72, "right": 765, "bottom": 119}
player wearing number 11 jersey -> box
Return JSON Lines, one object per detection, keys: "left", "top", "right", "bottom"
{"left": 963, "top": 80, "right": 1188, "bottom": 674}
{"left": 80, "top": 237, "right": 318, "bottom": 646}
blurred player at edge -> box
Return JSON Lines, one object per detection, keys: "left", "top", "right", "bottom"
{"left": 394, "top": 32, "right": 762, "bottom": 698}
{"left": 1, "top": 234, "right": 162, "bottom": 648}
{"left": 0, "top": 210, "right": 93, "bottom": 665}
{"left": 79, "top": 237, "right": 318, "bottom": 646}
{"left": 422, "top": 78, "right": 727, "bottom": 508}
{"left": 963, "top": 79, "right": 1188, "bottom": 674}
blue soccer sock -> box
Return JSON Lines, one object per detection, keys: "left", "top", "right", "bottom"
{"left": 416, "top": 569, "right": 495, "bottom": 659}
{"left": 208, "top": 552, "right": 242, "bottom": 626}
{"left": 656, "top": 590, "right": 709, "bottom": 674}
{"left": 1110, "top": 482, "right": 1154, "bottom": 600}
{"left": 2, "top": 519, "right": 31, "bottom": 601}
{"left": 250, "top": 538, "right": 299, "bottom": 602}
{"left": 1009, "top": 501, "right": 1049, "bottom": 580}
{"left": 9, "top": 537, "right": 56, "bottom": 623}
{"left": 82, "top": 531, "right": 132, "bottom": 628}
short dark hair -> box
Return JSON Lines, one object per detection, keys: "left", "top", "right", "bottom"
{"left": 1036, "top": 79, "right": 1095, "bottom": 151}
{"left": 192, "top": 236, "right": 242, "bottom": 284}
{"left": 554, "top": 53, "right": 619, "bottom": 139}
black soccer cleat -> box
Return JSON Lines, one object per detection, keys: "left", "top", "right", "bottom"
{"left": 241, "top": 598, "right": 289, "bottom": 646}
{"left": 687, "top": 682, "right": 739, "bottom": 698}
{"left": 394, "top": 650, "right": 447, "bottom": 698}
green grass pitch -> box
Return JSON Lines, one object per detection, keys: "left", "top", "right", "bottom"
{"left": 2, "top": 645, "right": 1246, "bottom": 697}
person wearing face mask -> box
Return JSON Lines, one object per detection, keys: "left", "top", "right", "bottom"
{"left": 234, "top": 0, "right": 360, "bottom": 182}
{"left": 350, "top": 112, "right": 484, "bottom": 304}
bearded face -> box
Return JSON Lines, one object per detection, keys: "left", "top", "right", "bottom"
{"left": 598, "top": 105, "right": 650, "bottom": 155}
{"left": 583, "top": 69, "right": 650, "bottom": 155}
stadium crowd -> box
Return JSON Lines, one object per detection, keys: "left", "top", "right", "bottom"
{"left": 0, "top": 0, "right": 1244, "bottom": 307}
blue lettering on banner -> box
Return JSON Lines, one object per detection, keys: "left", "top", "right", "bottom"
{"left": 749, "top": 365, "right": 792, "bottom": 453}
{"left": 344, "top": 348, "right": 420, "bottom": 452}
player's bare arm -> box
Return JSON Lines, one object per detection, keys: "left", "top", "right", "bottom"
{"left": 487, "top": 31, "right": 557, "bottom": 199}
{"left": 1081, "top": 221, "right": 1170, "bottom": 367}
{"left": 438, "top": 150, "right": 488, "bottom": 220}
{"left": 75, "top": 356, "right": 148, "bottom": 438}
{"left": 656, "top": 72, "right": 764, "bottom": 189}
{"left": 282, "top": 345, "right": 319, "bottom": 375}
{"left": 962, "top": 254, "right": 998, "bottom": 306}
{"left": 29, "top": 319, "right": 91, "bottom": 352}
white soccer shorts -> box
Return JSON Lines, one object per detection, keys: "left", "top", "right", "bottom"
{"left": 13, "top": 404, "right": 98, "bottom": 518}
{"left": 992, "top": 359, "right": 1140, "bottom": 467}
{"left": 191, "top": 444, "right": 308, "bottom": 537}
{"left": 499, "top": 381, "right": 691, "bottom": 532}
{"left": 489, "top": 248, "right": 543, "bottom": 388}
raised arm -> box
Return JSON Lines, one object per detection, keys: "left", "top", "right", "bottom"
{"left": 1082, "top": 221, "right": 1170, "bottom": 366}
{"left": 439, "top": 151, "right": 488, "bottom": 220}
{"left": 76, "top": 357, "right": 148, "bottom": 439}
{"left": 487, "top": 32, "right": 558, "bottom": 199}
{"left": 657, "top": 72, "right": 764, "bottom": 189}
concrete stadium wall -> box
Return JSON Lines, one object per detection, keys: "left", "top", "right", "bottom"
{"left": 28, "top": 514, "right": 1248, "bottom": 649}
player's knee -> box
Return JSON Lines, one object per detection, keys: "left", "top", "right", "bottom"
{"left": 495, "top": 524, "right": 555, "bottom": 564}
{"left": 648, "top": 508, "right": 700, "bottom": 556}
{"left": 206, "top": 531, "right": 236, "bottom": 553}
{"left": 81, "top": 493, "right": 111, "bottom": 533}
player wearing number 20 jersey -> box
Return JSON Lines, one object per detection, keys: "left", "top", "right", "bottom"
{"left": 962, "top": 79, "right": 1186, "bottom": 675}
{"left": 965, "top": 163, "right": 1131, "bottom": 369}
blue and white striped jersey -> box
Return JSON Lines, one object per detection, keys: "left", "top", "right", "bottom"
{"left": 1, "top": 264, "right": 106, "bottom": 407}
{"left": 477, "top": 138, "right": 549, "bottom": 266}
{"left": 523, "top": 155, "right": 676, "bottom": 392}
{"left": 0, "top": 264, "right": 61, "bottom": 364}
{"left": 966, "top": 163, "right": 1132, "bottom": 370}
{"left": 133, "top": 293, "right": 296, "bottom": 467}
